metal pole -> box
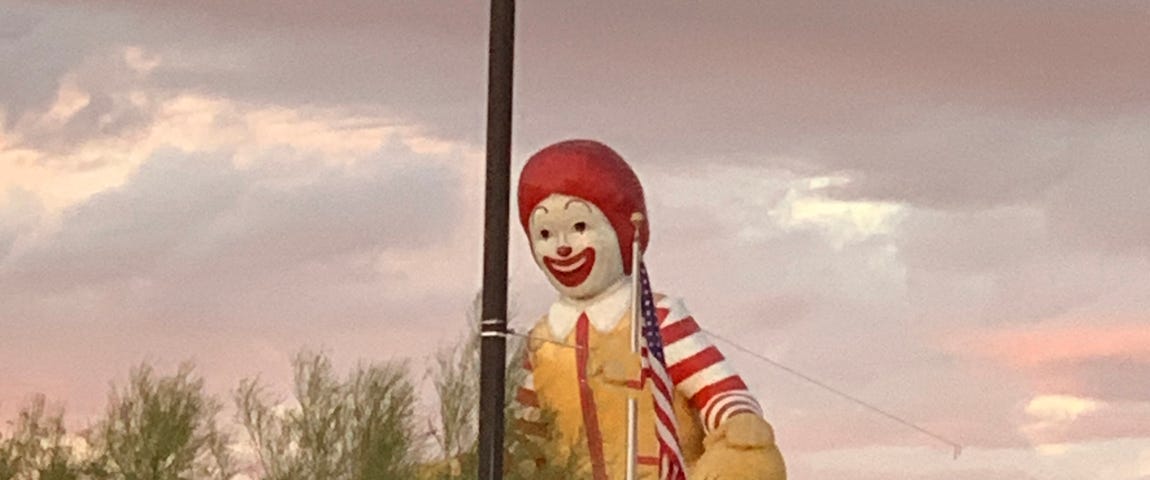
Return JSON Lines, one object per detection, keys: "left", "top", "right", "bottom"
{"left": 625, "top": 213, "right": 645, "bottom": 480}
{"left": 478, "top": 0, "right": 515, "bottom": 479}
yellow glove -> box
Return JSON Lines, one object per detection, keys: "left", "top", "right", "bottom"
{"left": 585, "top": 331, "right": 643, "bottom": 389}
{"left": 690, "top": 413, "right": 786, "bottom": 480}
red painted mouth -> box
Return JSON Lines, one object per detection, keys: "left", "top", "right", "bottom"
{"left": 544, "top": 248, "right": 596, "bottom": 288}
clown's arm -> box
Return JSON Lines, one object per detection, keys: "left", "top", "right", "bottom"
{"left": 508, "top": 346, "right": 553, "bottom": 475}
{"left": 513, "top": 352, "right": 545, "bottom": 436}
{"left": 657, "top": 296, "right": 787, "bottom": 479}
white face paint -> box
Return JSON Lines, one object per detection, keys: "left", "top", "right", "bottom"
{"left": 528, "top": 194, "right": 626, "bottom": 300}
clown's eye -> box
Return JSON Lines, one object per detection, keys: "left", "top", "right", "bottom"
{"left": 540, "top": 229, "right": 551, "bottom": 239}
{"left": 574, "top": 222, "right": 586, "bottom": 233}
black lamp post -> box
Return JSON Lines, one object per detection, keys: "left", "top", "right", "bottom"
{"left": 478, "top": 1, "right": 515, "bottom": 479}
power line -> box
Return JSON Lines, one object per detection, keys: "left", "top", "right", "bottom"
{"left": 704, "top": 328, "right": 964, "bottom": 460}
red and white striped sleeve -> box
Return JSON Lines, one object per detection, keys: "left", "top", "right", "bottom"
{"left": 514, "top": 350, "right": 547, "bottom": 438}
{"left": 657, "top": 296, "right": 764, "bottom": 434}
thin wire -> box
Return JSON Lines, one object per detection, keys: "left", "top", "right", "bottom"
{"left": 705, "top": 328, "right": 964, "bottom": 460}
{"left": 502, "top": 328, "right": 583, "bottom": 350}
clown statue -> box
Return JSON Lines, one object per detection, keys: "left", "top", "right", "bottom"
{"left": 513, "top": 140, "right": 786, "bottom": 480}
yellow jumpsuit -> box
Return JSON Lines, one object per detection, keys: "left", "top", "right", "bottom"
{"left": 525, "top": 307, "right": 705, "bottom": 479}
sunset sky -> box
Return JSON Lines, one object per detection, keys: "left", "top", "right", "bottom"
{"left": 2, "top": 1, "right": 1149, "bottom": 478}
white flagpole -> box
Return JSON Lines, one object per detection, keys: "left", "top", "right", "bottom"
{"left": 625, "top": 213, "right": 645, "bottom": 480}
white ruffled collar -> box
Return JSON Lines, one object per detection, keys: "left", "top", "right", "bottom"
{"left": 547, "top": 277, "right": 632, "bottom": 340}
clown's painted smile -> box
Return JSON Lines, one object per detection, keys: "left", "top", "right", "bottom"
{"left": 544, "top": 248, "right": 597, "bottom": 287}
{"left": 527, "top": 194, "right": 624, "bottom": 299}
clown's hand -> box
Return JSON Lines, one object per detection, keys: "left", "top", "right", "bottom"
{"left": 586, "top": 331, "right": 643, "bottom": 388}
{"left": 691, "top": 413, "right": 786, "bottom": 480}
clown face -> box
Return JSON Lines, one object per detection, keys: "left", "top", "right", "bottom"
{"left": 528, "top": 194, "right": 626, "bottom": 300}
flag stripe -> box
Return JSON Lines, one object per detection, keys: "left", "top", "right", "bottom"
{"left": 639, "top": 264, "right": 688, "bottom": 480}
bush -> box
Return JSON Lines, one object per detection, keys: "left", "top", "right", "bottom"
{"left": 234, "top": 351, "right": 420, "bottom": 480}
{"left": 0, "top": 394, "right": 87, "bottom": 480}
{"left": 93, "top": 363, "right": 234, "bottom": 480}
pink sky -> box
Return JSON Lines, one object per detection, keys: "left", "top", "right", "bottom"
{"left": 2, "top": 1, "right": 1149, "bottom": 478}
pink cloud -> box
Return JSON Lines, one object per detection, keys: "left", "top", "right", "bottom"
{"left": 952, "top": 321, "right": 1150, "bottom": 369}
{"left": 946, "top": 320, "right": 1150, "bottom": 407}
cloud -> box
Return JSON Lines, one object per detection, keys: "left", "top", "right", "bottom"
{"left": 16, "top": 0, "right": 489, "bottom": 142}
{"left": 1, "top": 150, "right": 243, "bottom": 291}
{"left": 0, "top": 133, "right": 472, "bottom": 425}
{"left": 959, "top": 322, "right": 1150, "bottom": 369}
{"left": 0, "top": 188, "right": 42, "bottom": 258}
{"left": 1045, "top": 119, "right": 1150, "bottom": 255}
{"left": 631, "top": 167, "right": 1146, "bottom": 454}
{"left": 11, "top": 58, "right": 158, "bottom": 158}
{"left": 0, "top": 144, "right": 461, "bottom": 295}
{"left": 897, "top": 206, "right": 1046, "bottom": 274}
{"left": 895, "top": 200, "right": 1150, "bottom": 329}
{"left": 618, "top": 169, "right": 1047, "bottom": 453}
{"left": 1025, "top": 394, "right": 1102, "bottom": 425}
{"left": 1013, "top": 394, "right": 1150, "bottom": 448}
{"left": 1053, "top": 401, "right": 1150, "bottom": 445}
{"left": 7, "top": 1, "right": 1150, "bottom": 236}
{"left": 0, "top": 3, "right": 141, "bottom": 126}
{"left": 948, "top": 321, "right": 1150, "bottom": 412}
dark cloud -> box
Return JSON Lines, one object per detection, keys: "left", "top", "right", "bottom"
{"left": 17, "top": 86, "right": 157, "bottom": 159}
{"left": 16, "top": 1, "right": 1149, "bottom": 209}
{"left": 175, "top": 157, "right": 455, "bottom": 277}
{"left": 0, "top": 143, "right": 468, "bottom": 420}
{"left": 0, "top": 3, "right": 134, "bottom": 124}
{"left": 0, "top": 147, "right": 461, "bottom": 297}
{"left": 814, "top": 116, "right": 1082, "bottom": 209}
{"left": 507, "top": 0, "right": 1149, "bottom": 214}
{"left": 896, "top": 195, "right": 1150, "bottom": 327}
{"left": 21, "top": 0, "right": 490, "bottom": 140}
{"left": 870, "top": 118, "right": 1150, "bottom": 259}
{"left": 1046, "top": 119, "right": 1150, "bottom": 255}
{"left": 1, "top": 150, "right": 246, "bottom": 292}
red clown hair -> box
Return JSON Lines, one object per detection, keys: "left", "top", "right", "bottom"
{"left": 517, "top": 139, "right": 649, "bottom": 275}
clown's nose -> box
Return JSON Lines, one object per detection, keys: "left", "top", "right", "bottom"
{"left": 557, "top": 246, "right": 573, "bottom": 257}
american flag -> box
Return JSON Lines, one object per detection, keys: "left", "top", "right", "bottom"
{"left": 638, "top": 263, "right": 688, "bottom": 480}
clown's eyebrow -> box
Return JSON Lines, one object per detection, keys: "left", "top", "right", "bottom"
{"left": 564, "top": 199, "right": 592, "bottom": 212}
{"left": 532, "top": 205, "right": 549, "bottom": 217}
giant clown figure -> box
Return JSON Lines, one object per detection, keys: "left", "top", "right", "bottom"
{"left": 514, "top": 140, "right": 786, "bottom": 480}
